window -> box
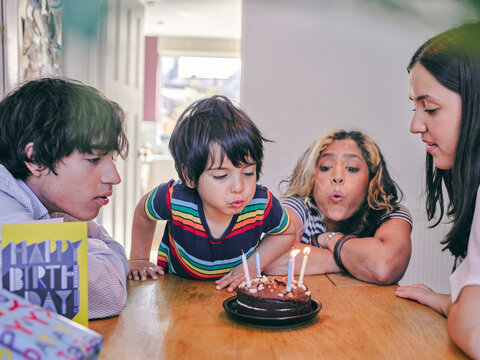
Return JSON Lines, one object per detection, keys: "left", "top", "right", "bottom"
{"left": 143, "top": 55, "right": 241, "bottom": 155}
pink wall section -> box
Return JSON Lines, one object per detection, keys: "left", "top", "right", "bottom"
{"left": 143, "top": 36, "right": 158, "bottom": 121}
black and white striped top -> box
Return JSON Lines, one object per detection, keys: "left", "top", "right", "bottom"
{"left": 282, "top": 196, "right": 413, "bottom": 245}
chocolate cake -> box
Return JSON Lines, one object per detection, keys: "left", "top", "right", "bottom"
{"left": 236, "top": 275, "right": 312, "bottom": 317}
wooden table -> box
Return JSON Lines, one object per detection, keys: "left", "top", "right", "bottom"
{"left": 90, "top": 275, "right": 466, "bottom": 359}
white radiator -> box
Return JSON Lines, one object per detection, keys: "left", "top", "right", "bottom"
{"left": 399, "top": 209, "right": 454, "bottom": 294}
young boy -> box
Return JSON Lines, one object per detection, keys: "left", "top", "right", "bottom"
{"left": 129, "top": 95, "right": 295, "bottom": 291}
{"left": 0, "top": 77, "right": 130, "bottom": 319}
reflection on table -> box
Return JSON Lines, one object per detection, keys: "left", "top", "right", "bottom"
{"left": 90, "top": 274, "right": 466, "bottom": 359}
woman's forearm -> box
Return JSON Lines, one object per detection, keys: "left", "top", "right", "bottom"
{"left": 263, "top": 243, "right": 340, "bottom": 275}
{"left": 327, "top": 219, "right": 412, "bottom": 284}
{"left": 447, "top": 285, "right": 480, "bottom": 359}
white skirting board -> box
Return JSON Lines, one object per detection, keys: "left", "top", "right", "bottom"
{"left": 399, "top": 209, "right": 454, "bottom": 294}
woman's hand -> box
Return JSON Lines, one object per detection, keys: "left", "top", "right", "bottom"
{"left": 315, "top": 232, "right": 343, "bottom": 250}
{"left": 128, "top": 259, "right": 165, "bottom": 281}
{"left": 396, "top": 283, "right": 451, "bottom": 316}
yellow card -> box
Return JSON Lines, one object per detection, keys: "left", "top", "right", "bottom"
{"left": 1, "top": 222, "right": 88, "bottom": 327}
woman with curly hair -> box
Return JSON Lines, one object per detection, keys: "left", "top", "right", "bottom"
{"left": 264, "top": 129, "right": 412, "bottom": 284}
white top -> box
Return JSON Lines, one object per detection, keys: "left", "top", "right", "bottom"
{"left": 450, "top": 185, "right": 480, "bottom": 303}
{"left": 0, "top": 164, "right": 129, "bottom": 319}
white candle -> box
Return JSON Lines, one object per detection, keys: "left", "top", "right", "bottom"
{"left": 241, "top": 250, "right": 251, "bottom": 288}
{"left": 297, "top": 247, "right": 311, "bottom": 288}
{"left": 286, "top": 249, "right": 300, "bottom": 292}
{"left": 256, "top": 251, "right": 261, "bottom": 278}
{"left": 291, "top": 249, "right": 300, "bottom": 282}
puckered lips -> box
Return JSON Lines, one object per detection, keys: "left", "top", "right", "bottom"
{"left": 330, "top": 190, "right": 344, "bottom": 204}
{"left": 230, "top": 199, "right": 245, "bottom": 209}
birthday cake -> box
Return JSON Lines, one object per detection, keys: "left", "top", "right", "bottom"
{"left": 236, "top": 275, "right": 312, "bottom": 317}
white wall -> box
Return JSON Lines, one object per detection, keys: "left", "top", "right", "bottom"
{"left": 0, "top": 0, "right": 20, "bottom": 97}
{"left": 63, "top": 0, "right": 145, "bottom": 253}
{"left": 241, "top": 0, "right": 476, "bottom": 292}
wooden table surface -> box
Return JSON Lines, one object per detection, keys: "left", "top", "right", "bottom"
{"left": 89, "top": 275, "right": 466, "bottom": 359}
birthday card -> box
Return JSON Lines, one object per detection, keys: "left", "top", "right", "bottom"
{"left": 1, "top": 222, "right": 88, "bottom": 327}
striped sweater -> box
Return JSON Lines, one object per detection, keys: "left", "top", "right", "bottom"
{"left": 144, "top": 180, "right": 290, "bottom": 280}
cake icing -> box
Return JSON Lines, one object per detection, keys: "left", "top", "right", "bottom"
{"left": 236, "top": 275, "right": 312, "bottom": 317}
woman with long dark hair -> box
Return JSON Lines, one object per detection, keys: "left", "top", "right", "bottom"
{"left": 396, "top": 22, "right": 480, "bottom": 358}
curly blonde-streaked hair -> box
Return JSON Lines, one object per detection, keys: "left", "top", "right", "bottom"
{"left": 281, "top": 130, "right": 402, "bottom": 235}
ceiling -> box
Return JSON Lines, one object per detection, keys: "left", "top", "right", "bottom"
{"left": 142, "top": 0, "right": 242, "bottom": 39}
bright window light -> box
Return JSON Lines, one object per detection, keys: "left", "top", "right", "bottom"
{"left": 178, "top": 56, "right": 241, "bottom": 79}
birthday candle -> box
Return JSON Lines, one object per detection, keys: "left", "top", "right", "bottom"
{"left": 297, "top": 247, "right": 311, "bottom": 288}
{"left": 256, "top": 251, "right": 261, "bottom": 278}
{"left": 291, "top": 249, "right": 300, "bottom": 282}
{"left": 286, "top": 249, "right": 300, "bottom": 292}
{"left": 241, "top": 250, "right": 251, "bottom": 288}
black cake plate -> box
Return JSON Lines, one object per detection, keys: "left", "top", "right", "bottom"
{"left": 223, "top": 296, "right": 321, "bottom": 327}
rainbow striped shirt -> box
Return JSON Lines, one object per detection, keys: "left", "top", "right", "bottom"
{"left": 144, "top": 180, "right": 290, "bottom": 280}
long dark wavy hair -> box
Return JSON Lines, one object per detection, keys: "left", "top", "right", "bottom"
{"left": 281, "top": 129, "right": 403, "bottom": 237}
{"left": 407, "top": 22, "right": 480, "bottom": 258}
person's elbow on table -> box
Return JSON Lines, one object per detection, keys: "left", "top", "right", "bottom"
{"left": 367, "top": 259, "right": 406, "bottom": 285}
{"left": 87, "top": 251, "right": 129, "bottom": 319}
{"left": 88, "top": 273, "right": 128, "bottom": 319}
